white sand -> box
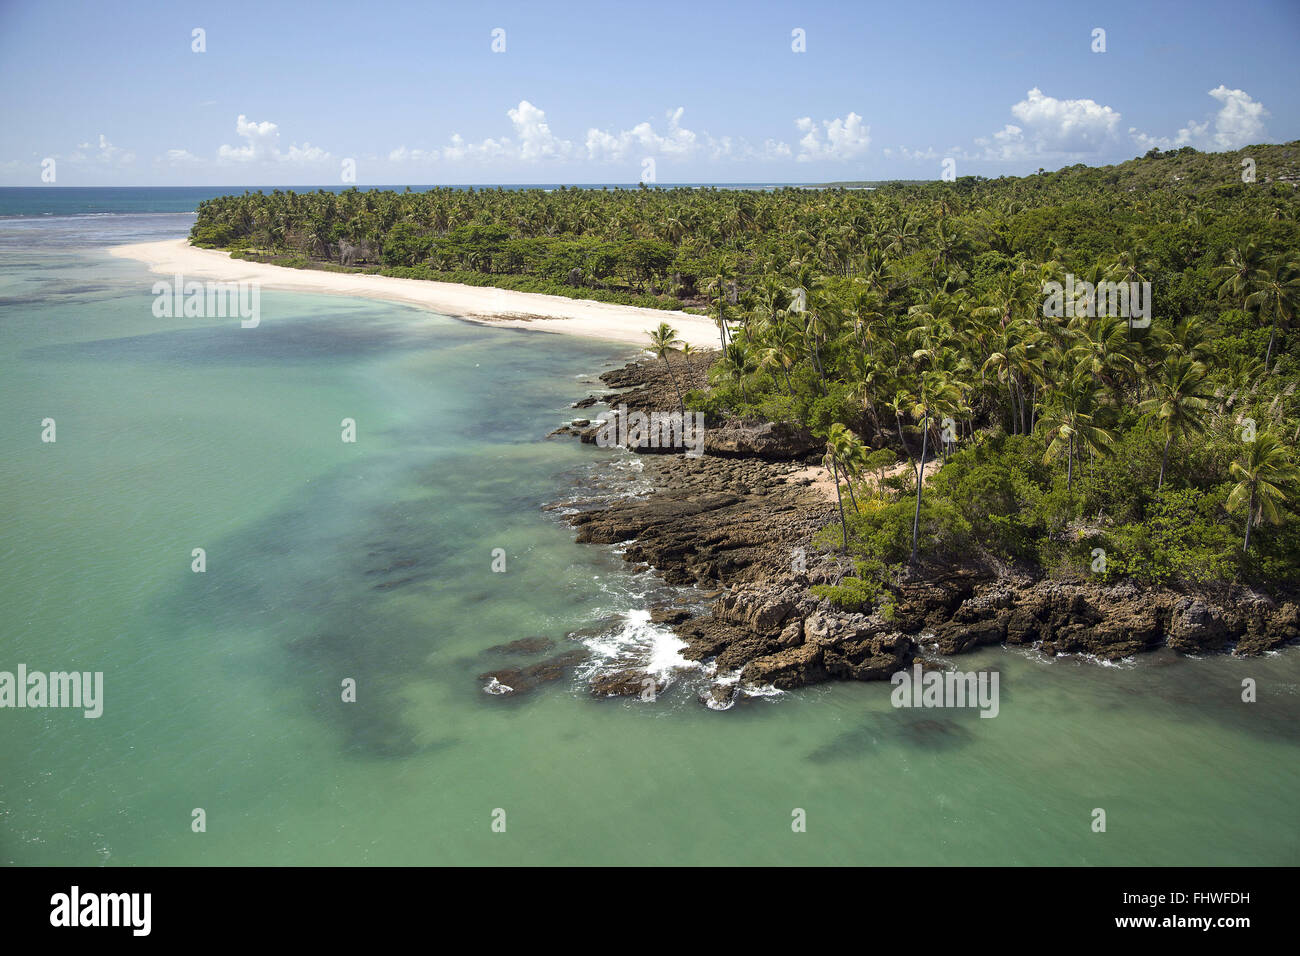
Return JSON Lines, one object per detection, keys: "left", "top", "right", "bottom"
{"left": 787, "top": 459, "right": 942, "bottom": 503}
{"left": 107, "top": 238, "right": 721, "bottom": 348}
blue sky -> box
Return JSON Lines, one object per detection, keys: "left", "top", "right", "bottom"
{"left": 1, "top": 0, "right": 1297, "bottom": 186}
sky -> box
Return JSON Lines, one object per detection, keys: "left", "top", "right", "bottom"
{"left": 1, "top": 0, "right": 1297, "bottom": 186}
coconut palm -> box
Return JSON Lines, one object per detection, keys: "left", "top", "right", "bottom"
{"left": 1227, "top": 432, "right": 1297, "bottom": 552}
{"left": 1244, "top": 255, "right": 1300, "bottom": 370}
{"left": 908, "top": 370, "right": 963, "bottom": 562}
{"left": 1038, "top": 374, "right": 1116, "bottom": 492}
{"left": 1213, "top": 242, "right": 1264, "bottom": 305}
{"left": 645, "top": 322, "right": 684, "bottom": 415}
{"left": 827, "top": 423, "right": 865, "bottom": 514}
{"left": 717, "top": 340, "right": 753, "bottom": 403}
{"left": 1138, "top": 355, "right": 1213, "bottom": 490}
{"left": 822, "top": 434, "right": 851, "bottom": 552}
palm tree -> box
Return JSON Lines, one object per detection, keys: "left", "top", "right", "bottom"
{"left": 646, "top": 322, "right": 685, "bottom": 414}
{"left": 823, "top": 435, "right": 851, "bottom": 551}
{"left": 1213, "top": 242, "right": 1264, "bottom": 305}
{"left": 827, "top": 423, "right": 865, "bottom": 514}
{"left": 758, "top": 320, "right": 800, "bottom": 394}
{"left": 908, "top": 370, "right": 962, "bottom": 562}
{"left": 717, "top": 340, "right": 752, "bottom": 403}
{"left": 1244, "top": 256, "right": 1300, "bottom": 370}
{"left": 706, "top": 270, "right": 733, "bottom": 349}
{"left": 1038, "top": 374, "right": 1116, "bottom": 492}
{"left": 882, "top": 389, "right": 915, "bottom": 473}
{"left": 1138, "top": 355, "right": 1212, "bottom": 490}
{"left": 1227, "top": 431, "right": 1297, "bottom": 552}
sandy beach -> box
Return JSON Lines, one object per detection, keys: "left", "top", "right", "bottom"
{"left": 107, "top": 239, "right": 721, "bottom": 348}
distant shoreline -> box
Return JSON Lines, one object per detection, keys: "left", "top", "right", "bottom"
{"left": 106, "top": 238, "right": 721, "bottom": 347}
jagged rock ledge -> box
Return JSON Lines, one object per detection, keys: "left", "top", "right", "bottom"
{"left": 552, "top": 353, "right": 1300, "bottom": 696}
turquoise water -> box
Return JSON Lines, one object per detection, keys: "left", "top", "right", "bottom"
{"left": 1, "top": 215, "right": 1298, "bottom": 866}
{"left": 0, "top": 185, "right": 804, "bottom": 218}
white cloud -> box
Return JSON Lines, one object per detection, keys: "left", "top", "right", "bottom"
{"left": 972, "top": 124, "right": 1028, "bottom": 160}
{"left": 387, "top": 146, "right": 437, "bottom": 163}
{"left": 71, "top": 133, "right": 135, "bottom": 166}
{"left": 794, "top": 112, "right": 870, "bottom": 162}
{"left": 217, "top": 114, "right": 331, "bottom": 165}
{"left": 887, "top": 144, "right": 940, "bottom": 161}
{"left": 584, "top": 106, "right": 699, "bottom": 161}
{"left": 217, "top": 115, "right": 278, "bottom": 162}
{"left": 1130, "top": 85, "right": 1269, "bottom": 151}
{"left": 763, "top": 139, "right": 792, "bottom": 160}
{"left": 509, "top": 100, "right": 573, "bottom": 161}
{"left": 390, "top": 101, "right": 574, "bottom": 164}
{"left": 386, "top": 102, "right": 784, "bottom": 168}
{"left": 1205, "top": 86, "right": 1269, "bottom": 148}
{"left": 284, "top": 142, "right": 330, "bottom": 163}
{"left": 441, "top": 132, "right": 509, "bottom": 162}
{"left": 160, "top": 148, "right": 202, "bottom": 167}
{"left": 1008, "top": 88, "right": 1120, "bottom": 152}
{"left": 963, "top": 88, "right": 1120, "bottom": 161}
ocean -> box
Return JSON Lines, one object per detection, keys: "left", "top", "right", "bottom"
{"left": 0, "top": 184, "right": 807, "bottom": 220}
{"left": 0, "top": 194, "right": 1297, "bottom": 865}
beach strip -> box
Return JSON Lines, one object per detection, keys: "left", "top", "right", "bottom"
{"left": 107, "top": 238, "right": 721, "bottom": 348}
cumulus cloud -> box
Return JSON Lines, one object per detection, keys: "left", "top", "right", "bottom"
{"left": 71, "top": 133, "right": 135, "bottom": 166}
{"left": 509, "top": 100, "right": 574, "bottom": 160}
{"left": 763, "top": 138, "right": 792, "bottom": 160}
{"left": 391, "top": 101, "right": 577, "bottom": 164}
{"left": 884, "top": 144, "right": 940, "bottom": 161}
{"left": 1009, "top": 88, "right": 1120, "bottom": 152}
{"left": 387, "top": 145, "right": 437, "bottom": 163}
{"left": 441, "top": 131, "right": 509, "bottom": 163}
{"left": 794, "top": 112, "right": 870, "bottom": 162}
{"left": 217, "top": 114, "right": 331, "bottom": 165}
{"left": 1129, "top": 86, "right": 1269, "bottom": 152}
{"left": 217, "top": 115, "right": 278, "bottom": 162}
{"left": 387, "top": 101, "right": 789, "bottom": 168}
{"left": 585, "top": 106, "right": 699, "bottom": 161}
{"left": 972, "top": 124, "right": 1028, "bottom": 161}
{"left": 160, "top": 148, "right": 203, "bottom": 167}
{"left": 964, "top": 88, "right": 1120, "bottom": 161}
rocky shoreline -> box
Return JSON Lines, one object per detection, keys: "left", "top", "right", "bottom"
{"left": 547, "top": 351, "right": 1300, "bottom": 702}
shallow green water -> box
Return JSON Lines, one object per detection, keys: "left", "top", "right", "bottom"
{"left": 1, "top": 217, "right": 1297, "bottom": 866}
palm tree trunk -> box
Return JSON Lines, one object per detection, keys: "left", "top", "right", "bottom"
{"left": 1158, "top": 433, "right": 1172, "bottom": 490}
{"left": 661, "top": 356, "right": 684, "bottom": 415}
{"left": 810, "top": 342, "right": 828, "bottom": 397}
{"left": 1243, "top": 485, "right": 1255, "bottom": 552}
{"left": 1265, "top": 310, "right": 1279, "bottom": 369}
{"left": 843, "top": 470, "right": 861, "bottom": 513}
{"left": 896, "top": 414, "right": 915, "bottom": 475}
{"left": 911, "top": 410, "right": 929, "bottom": 563}
{"left": 830, "top": 454, "right": 849, "bottom": 551}
{"left": 1067, "top": 433, "right": 1074, "bottom": 492}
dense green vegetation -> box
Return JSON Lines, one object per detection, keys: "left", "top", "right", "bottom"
{"left": 192, "top": 143, "right": 1300, "bottom": 592}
